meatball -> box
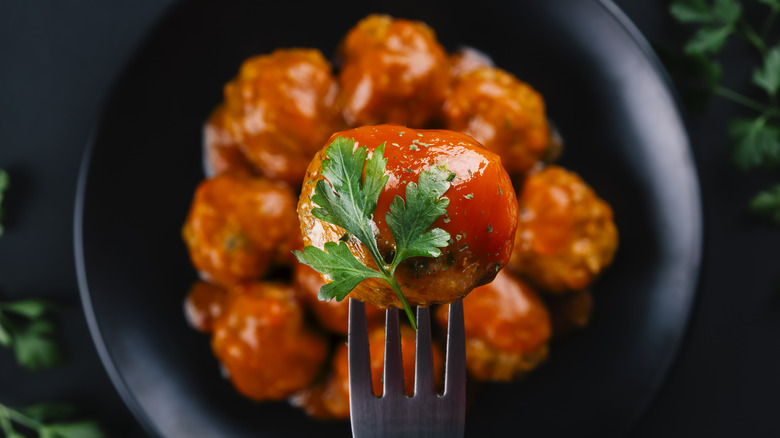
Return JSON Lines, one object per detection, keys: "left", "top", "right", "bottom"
{"left": 219, "top": 49, "right": 342, "bottom": 186}
{"left": 298, "top": 124, "right": 518, "bottom": 308}
{"left": 443, "top": 66, "right": 551, "bottom": 174}
{"left": 292, "top": 325, "right": 444, "bottom": 419}
{"left": 182, "top": 173, "right": 301, "bottom": 287}
{"left": 338, "top": 15, "right": 449, "bottom": 127}
{"left": 211, "top": 283, "right": 328, "bottom": 401}
{"left": 203, "top": 105, "right": 253, "bottom": 177}
{"left": 184, "top": 281, "right": 228, "bottom": 333}
{"left": 294, "top": 262, "right": 384, "bottom": 335}
{"left": 507, "top": 166, "right": 618, "bottom": 292}
{"left": 448, "top": 47, "right": 494, "bottom": 80}
{"left": 435, "top": 269, "right": 551, "bottom": 381}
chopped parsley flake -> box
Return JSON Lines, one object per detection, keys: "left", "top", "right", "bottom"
{"left": 464, "top": 193, "right": 474, "bottom": 199}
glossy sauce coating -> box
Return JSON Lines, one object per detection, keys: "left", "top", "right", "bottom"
{"left": 443, "top": 66, "right": 550, "bottom": 174}
{"left": 184, "top": 281, "right": 228, "bottom": 333}
{"left": 182, "top": 173, "right": 301, "bottom": 287}
{"left": 211, "top": 283, "right": 328, "bottom": 401}
{"left": 338, "top": 15, "right": 449, "bottom": 127}
{"left": 508, "top": 166, "right": 618, "bottom": 292}
{"left": 203, "top": 106, "right": 253, "bottom": 177}
{"left": 293, "top": 263, "right": 384, "bottom": 335}
{"left": 220, "top": 49, "right": 343, "bottom": 186}
{"left": 298, "top": 124, "right": 519, "bottom": 308}
{"left": 448, "top": 47, "right": 494, "bottom": 80}
{"left": 436, "top": 269, "right": 550, "bottom": 381}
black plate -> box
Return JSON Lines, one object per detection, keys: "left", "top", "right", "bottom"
{"left": 74, "top": 1, "right": 702, "bottom": 437}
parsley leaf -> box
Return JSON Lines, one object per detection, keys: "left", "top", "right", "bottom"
{"left": 0, "top": 402, "right": 106, "bottom": 438}
{"left": 753, "top": 46, "right": 780, "bottom": 96}
{"left": 750, "top": 184, "right": 780, "bottom": 223}
{"left": 711, "top": 0, "right": 741, "bottom": 25}
{"left": 310, "top": 137, "right": 388, "bottom": 265}
{"left": 386, "top": 163, "right": 452, "bottom": 261}
{"left": 728, "top": 118, "right": 780, "bottom": 170}
{"left": 294, "top": 242, "right": 382, "bottom": 301}
{"left": 295, "top": 136, "right": 453, "bottom": 329}
{"left": 0, "top": 169, "right": 8, "bottom": 236}
{"left": 685, "top": 25, "right": 733, "bottom": 55}
{"left": 670, "top": 0, "right": 712, "bottom": 23}
{"left": 41, "top": 421, "right": 105, "bottom": 438}
{"left": 0, "top": 299, "right": 63, "bottom": 370}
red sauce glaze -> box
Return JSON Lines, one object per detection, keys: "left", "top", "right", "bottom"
{"left": 443, "top": 66, "right": 551, "bottom": 174}
{"left": 182, "top": 173, "right": 301, "bottom": 287}
{"left": 435, "top": 270, "right": 552, "bottom": 381}
{"left": 338, "top": 15, "right": 450, "bottom": 128}
{"left": 299, "top": 124, "right": 519, "bottom": 308}
{"left": 218, "top": 49, "right": 344, "bottom": 186}
{"left": 436, "top": 269, "right": 550, "bottom": 381}
{"left": 508, "top": 166, "right": 618, "bottom": 292}
{"left": 211, "top": 283, "right": 328, "bottom": 401}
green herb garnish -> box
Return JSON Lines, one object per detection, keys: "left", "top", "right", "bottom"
{"left": 669, "top": 0, "right": 780, "bottom": 221}
{"left": 0, "top": 402, "right": 105, "bottom": 438}
{"left": 0, "top": 299, "right": 63, "bottom": 370}
{"left": 294, "top": 137, "right": 453, "bottom": 330}
{"left": 750, "top": 184, "right": 780, "bottom": 222}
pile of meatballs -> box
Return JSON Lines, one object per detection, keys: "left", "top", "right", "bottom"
{"left": 181, "top": 14, "right": 618, "bottom": 419}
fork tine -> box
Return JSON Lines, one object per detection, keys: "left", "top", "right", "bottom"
{"left": 413, "top": 306, "right": 435, "bottom": 398}
{"left": 348, "top": 299, "right": 374, "bottom": 400}
{"left": 444, "top": 299, "right": 466, "bottom": 402}
{"left": 382, "top": 308, "right": 404, "bottom": 397}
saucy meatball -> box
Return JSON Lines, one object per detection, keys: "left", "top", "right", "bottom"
{"left": 219, "top": 49, "right": 342, "bottom": 186}
{"left": 203, "top": 106, "right": 253, "bottom": 177}
{"left": 184, "top": 281, "right": 228, "bottom": 333}
{"left": 182, "top": 173, "right": 301, "bottom": 287}
{"left": 292, "top": 324, "right": 444, "bottom": 419}
{"left": 211, "top": 283, "right": 328, "bottom": 401}
{"left": 443, "top": 66, "right": 551, "bottom": 174}
{"left": 435, "top": 269, "right": 551, "bottom": 381}
{"left": 298, "top": 124, "right": 518, "bottom": 308}
{"left": 294, "top": 263, "right": 384, "bottom": 335}
{"left": 508, "top": 166, "right": 618, "bottom": 292}
{"left": 448, "top": 47, "right": 494, "bottom": 80}
{"left": 338, "top": 15, "right": 449, "bottom": 127}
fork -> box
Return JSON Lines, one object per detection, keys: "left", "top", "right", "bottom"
{"left": 348, "top": 298, "right": 466, "bottom": 438}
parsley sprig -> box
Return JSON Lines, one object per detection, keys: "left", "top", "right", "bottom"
{"left": 670, "top": 0, "right": 780, "bottom": 222}
{"left": 294, "top": 137, "right": 453, "bottom": 330}
{"left": 0, "top": 299, "right": 63, "bottom": 370}
{"left": 0, "top": 402, "right": 105, "bottom": 438}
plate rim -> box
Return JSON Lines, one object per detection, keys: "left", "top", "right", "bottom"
{"left": 72, "top": 1, "right": 704, "bottom": 436}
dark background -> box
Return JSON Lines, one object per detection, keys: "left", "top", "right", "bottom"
{"left": 0, "top": 0, "right": 778, "bottom": 437}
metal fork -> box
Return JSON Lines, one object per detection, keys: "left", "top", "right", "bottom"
{"left": 348, "top": 299, "right": 466, "bottom": 438}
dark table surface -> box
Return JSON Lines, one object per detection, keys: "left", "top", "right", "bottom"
{"left": 1, "top": 1, "right": 778, "bottom": 437}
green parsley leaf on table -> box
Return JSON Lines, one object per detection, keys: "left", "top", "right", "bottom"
{"left": 295, "top": 137, "right": 453, "bottom": 330}
{"left": 728, "top": 117, "right": 780, "bottom": 170}
{"left": 669, "top": 0, "right": 780, "bottom": 220}
{"left": 0, "top": 402, "right": 105, "bottom": 438}
{"left": 751, "top": 184, "right": 780, "bottom": 222}
{"left": 0, "top": 300, "right": 63, "bottom": 370}
{"left": 752, "top": 46, "right": 780, "bottom": 96}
